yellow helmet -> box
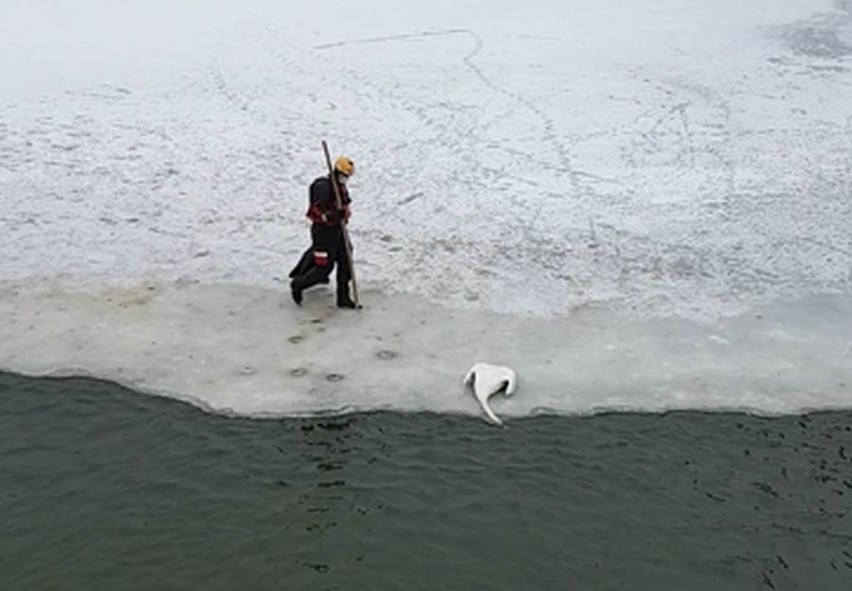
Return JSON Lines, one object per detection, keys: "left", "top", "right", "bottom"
{"left": 334, "top": 156, "right": 355, "bottom": 176}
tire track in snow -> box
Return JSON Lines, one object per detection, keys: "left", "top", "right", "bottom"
{"left": 453, "top": 30, "right": 580, "bottom": 195}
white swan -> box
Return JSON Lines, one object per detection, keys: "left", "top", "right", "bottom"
{"left": 463, "top": 362, "right": 517, "bottom": 426}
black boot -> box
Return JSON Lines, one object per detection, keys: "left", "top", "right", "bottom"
{"left": 290, "top": 280, "right": 303, "bottom": 306}
{"left": 337, "top": 294, "right": 359, "bottom": 309}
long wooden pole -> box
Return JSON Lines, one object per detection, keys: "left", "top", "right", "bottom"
{"left": 322, "top": 140, "right": 359, "bottom": 308}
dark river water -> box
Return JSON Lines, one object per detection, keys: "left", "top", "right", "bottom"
{"left": 1, "top": 371, "right": 851, "bottom": 590}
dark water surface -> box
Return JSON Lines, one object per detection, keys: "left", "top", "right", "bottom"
{"left": 1, "top": 371, "right": 851, "bottom": 590}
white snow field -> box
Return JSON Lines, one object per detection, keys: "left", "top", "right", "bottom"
{"left": 1, "top": 0, "right": 851, "bottom": 418}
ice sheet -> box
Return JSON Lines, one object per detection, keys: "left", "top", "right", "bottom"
{"left": 1, "top": 0, "right": 850, "bottom": 417}
{"left": 1, "top": 279, "right": 850, "bottom": 419}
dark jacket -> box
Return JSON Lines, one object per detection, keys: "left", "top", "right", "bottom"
{"left": 307, "top": 176, "right": 350, "bottom": 227}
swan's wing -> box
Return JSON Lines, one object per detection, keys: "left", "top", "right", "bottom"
{"left": 504, "top": 370, "right": 517, "bottom": 395}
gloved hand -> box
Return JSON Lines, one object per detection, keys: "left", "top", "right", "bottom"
{"left": 325, "top": 209, "right": 345, "bottom": 223}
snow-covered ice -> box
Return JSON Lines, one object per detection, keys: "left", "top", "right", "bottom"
{"left": 1, "top": 0, "right": 850, "bottom": 418}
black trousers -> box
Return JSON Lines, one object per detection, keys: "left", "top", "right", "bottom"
{"left": 290, "top": 224, "right": 352, "bottom": 300}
